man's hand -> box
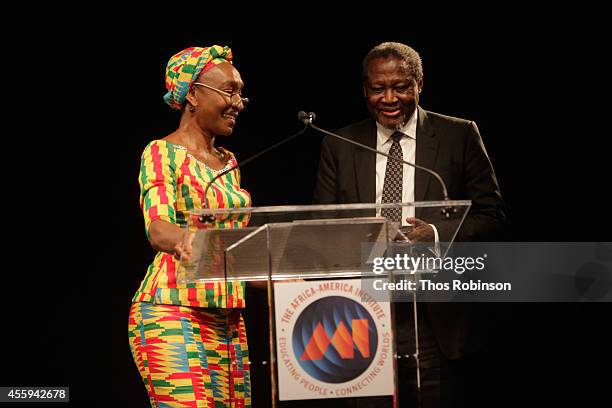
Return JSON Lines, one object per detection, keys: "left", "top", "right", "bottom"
{"left": 405, "top": 217, "right": 434, "bottom": 242}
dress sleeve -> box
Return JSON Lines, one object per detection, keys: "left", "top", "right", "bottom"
{"left": 138, "top": 141, "right": 177, "bottom": 238}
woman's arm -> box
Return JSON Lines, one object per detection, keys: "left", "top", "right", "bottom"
{"left": 148, "top": 219, "right": 193, "bottom": 261}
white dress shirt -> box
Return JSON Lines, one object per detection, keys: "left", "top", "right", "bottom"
{"left": 374, "top": 109, "right": 439, "bottom": 245}
{"left": 375, "top": 110, "right": 418, "bottom": 224}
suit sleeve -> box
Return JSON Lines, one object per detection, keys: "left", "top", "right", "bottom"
{"left": 313, "top": 136, "right": 338, "bottom": 204}
{"left": 435, "top": 121, "right": 507, "bottom": 242}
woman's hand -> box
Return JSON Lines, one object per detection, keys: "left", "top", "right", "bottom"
{"left": 172, "top": 231, "right": 195, "bottom": 262}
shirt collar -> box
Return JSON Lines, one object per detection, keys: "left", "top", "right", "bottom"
{"left": 376, "top": 107, "right": 418, "bottom": 146}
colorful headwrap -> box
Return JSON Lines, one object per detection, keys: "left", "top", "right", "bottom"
{"left": 163, "top": 45, "right": 233, "bottom": 110}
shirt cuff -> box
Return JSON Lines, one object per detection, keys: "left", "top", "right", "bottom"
{"left": 429, "top": 223, "right": 441, "bottom": 256}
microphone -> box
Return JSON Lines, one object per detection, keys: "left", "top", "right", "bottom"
{"left": 298, "top": 111, "right": 316, "bottom": 125}
{"left": 199, "top": 122, "right": 310, "bottom": 223}
{"left": 301, "top": 111, "right": 455, "bottom": 217}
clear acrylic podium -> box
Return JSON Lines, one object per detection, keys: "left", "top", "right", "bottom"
{"left": 180, "top": 201, "right": 470, "bottom": 407}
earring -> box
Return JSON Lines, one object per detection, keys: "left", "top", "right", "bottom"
{"left": 189, "top": 105, "right": 196, "bottom": 113}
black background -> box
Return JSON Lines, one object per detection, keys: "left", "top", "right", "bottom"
{"left": 4, "top": 3, "right": 611, "bottom": 407}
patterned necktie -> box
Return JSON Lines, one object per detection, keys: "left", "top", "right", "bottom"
{"left": 381, "top": 131, "right": 404, "bottom": 222}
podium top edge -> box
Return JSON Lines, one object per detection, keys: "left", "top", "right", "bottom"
{"left": 189, "top": 201, "right": 471, "bottom": 215}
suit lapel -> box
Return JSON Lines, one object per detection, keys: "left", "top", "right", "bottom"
{"left": 354, "top": 119, "right": 377, "bottom": 203}
{"left": 415, "top": 107, "right": 439, "bottom": 204}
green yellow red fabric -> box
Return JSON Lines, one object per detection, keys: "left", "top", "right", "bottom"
{"left": 133, "top": 140, "right": 251, "bottom": 308}
{"left": 128, "top": 302, "right": 251, "bottom": 407}
{"left": 163, "top": 45, "right": 233, "bottom": 110}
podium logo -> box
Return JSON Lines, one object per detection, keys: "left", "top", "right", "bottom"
{"left": 292, "top": 296, "right": 377, "bottom": 383}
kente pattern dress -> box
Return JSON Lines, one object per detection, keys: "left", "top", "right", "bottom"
{"left": 128, "top": 140, "right": 252, "bottom": 407}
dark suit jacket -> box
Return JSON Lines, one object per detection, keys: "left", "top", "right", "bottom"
{"left": 313, "top": 106, "right": 507, "bottom": 358}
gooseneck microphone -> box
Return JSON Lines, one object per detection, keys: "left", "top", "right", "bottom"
{"left": 199, "top": 122, "right": 310, "bottom": 223}
{"left": 297, "top": 111, "right": 316, "bottom": 125}
{"left": 298, "top": 111, "right": 451, "bottom": 203}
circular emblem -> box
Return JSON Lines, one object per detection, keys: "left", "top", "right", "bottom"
{"left": 292, "top": 296, "right": 377, "bottom": 383}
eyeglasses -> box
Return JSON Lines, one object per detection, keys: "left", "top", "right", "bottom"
{"left": 192, "top": 82, "right": 250, "bottom": 107}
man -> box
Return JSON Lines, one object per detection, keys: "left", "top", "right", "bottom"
{"left": 313, "top": 42, "right": 506, "bottom": 407}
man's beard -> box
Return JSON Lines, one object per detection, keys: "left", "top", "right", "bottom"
{"left": 381, "top": 107, "right": 416, "bottom": 130}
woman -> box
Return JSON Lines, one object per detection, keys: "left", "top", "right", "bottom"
{"left": 128, "top": 45, "right": 252, "bottom": 407}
